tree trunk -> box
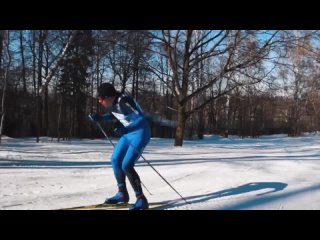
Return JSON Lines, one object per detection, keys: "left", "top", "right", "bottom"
{"left": 0, "top": 31, "right": 3, "bottom": 67}
{"left": 0, "top": 31, "right": 10, "bottom": 144}
{"left": 174, "top": 105, "right": 187, "bottom": 146}
{"left": 19, "top": 30, "right": 27, "bottom": 93}
{"left": 36, "top": 30, "right": 44, "bottom": 142}
{"left": 0, "top": 71, "right": 7, "bottom": 143}
{"left": 197, "top": 109, "right": 204, "bottom": 139}
{"left": 57, "top": 96, "right": 62, "bottom": 142}
{"left": 225, "top": 95, "right": 230, "bottom": 138}
{"left": 32, "top": 31, "right": 36, "bottom": 97}
{"left": 68, "top": 110, "right": 74, "bottom": 140}
{"left": 43, "top": 40, "right": 50, "bottom": 137}
{"left": 44, "top": 86, "right": 49, "bottom": 136}
{"left": 36, "top": 95, "right": 42, "bottom": 142}
{"left": 91, "top": 74, "right": 95, "bottom": 138}
{"left": 0, "top": 31, "right": 3, "bottom": 143}
{"left": 135, "top": 69, "right": 139, "bottom": 101}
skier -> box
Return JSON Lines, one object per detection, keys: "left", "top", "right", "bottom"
{"left": 90, "top": 83, "right": 151, "bottom": 210}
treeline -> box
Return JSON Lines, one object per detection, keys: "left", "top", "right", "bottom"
{"left": 1, "top": 30, "right": 320, "bottom": 145}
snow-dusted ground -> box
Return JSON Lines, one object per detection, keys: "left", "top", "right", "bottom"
{"left": 1, "top": 133, "right": 320, "bottom": 210}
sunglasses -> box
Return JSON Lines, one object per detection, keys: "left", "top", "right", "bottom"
{"left": 98, "top": 96, "right": 106, "bottom": 103}
{"left": 97, "top": 96, "right": 113, "bottom": 103}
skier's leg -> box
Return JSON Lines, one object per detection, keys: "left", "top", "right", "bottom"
{"left": 121, "top": 129, "right": 150, "bottom": 193}
{"left": 110, "top": 137, "right": 128, "bottom": 185}
{"left": 121, "top": 129, "right": 150, "bottom": 209}
{"left": 122, "top": 149, "right": 149, "bottom": 209}
{"left": 105, "top": 137, "right": 129, "bottom": 204}
{"left": 122, "top": 154, "right": 142, "bottom": 194}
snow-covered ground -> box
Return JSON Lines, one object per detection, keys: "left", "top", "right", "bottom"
{"left": 1, "top": 133, "right": 320, "bottom": 210}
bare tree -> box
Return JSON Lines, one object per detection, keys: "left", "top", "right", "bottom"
{"left": 39, "top": 30, "right": 79, "bottom": 95}
{"left": 19, "top": 30, "right": 27, "bottom": 93}
{"left": 35, "top": 30, "right": 46, "bottom": 141}
{"left": 104, "top": 31, "right": 134, "bottom": 92}
{"left": 149, "top": 30, "right": 280, "bottom": 146}
{"left": 302, "top": 31, "right": 320, "bottom": 132}
{"left": 278, "top": 31, "right": 314, "bottom": 136}
{"left": 34, "top": 30, "right": 78, "bottom": 142}
{"left": 0, "top": 30, "right": 12, "bottom": 143}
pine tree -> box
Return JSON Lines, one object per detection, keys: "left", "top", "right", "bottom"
{"left": 57, "top": 30, "right": 94, "bottom": 139}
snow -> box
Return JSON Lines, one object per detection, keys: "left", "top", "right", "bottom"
{"left": 1, "top": 133, "right": 320, "bottom": 210}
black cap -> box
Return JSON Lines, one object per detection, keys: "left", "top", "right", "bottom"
{"left": 97, "top": 83, "right": 117, "bottom": 97}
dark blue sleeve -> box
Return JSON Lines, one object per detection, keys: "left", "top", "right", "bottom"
{"left": 119, "top": 96, "right": 147, "bottom": 131}
{"left": 101, "top": 113, "right": 114, "bottom": 122}
{"left": 126, "top": 115, "right": 146, "bottom": 131}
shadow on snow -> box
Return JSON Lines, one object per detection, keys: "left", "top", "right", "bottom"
{"left": 159, "top": 182, "right": 288, "bottom": 209}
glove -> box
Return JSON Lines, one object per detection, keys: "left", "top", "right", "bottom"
{"left": 89, "top": 113, "right": 102, "bottom": 122}
{"left": 114, "top": 126, "right": 127, "bottom": 136}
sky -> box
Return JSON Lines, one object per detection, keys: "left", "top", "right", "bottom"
{"left": 1, "top": 133, "right": 320, "bottom": 210}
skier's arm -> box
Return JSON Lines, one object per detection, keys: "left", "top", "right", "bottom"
{"left": 119, "top": 96, "right": 147, "bottom": 131}
{"left": 101, "top": 113, "right": 113, "bottom": 122}
{"left": 126, "top": 115, "right": 145, "bottom": 131}
{"left": 89, "top": 112, "right": 113, "bottom": 122}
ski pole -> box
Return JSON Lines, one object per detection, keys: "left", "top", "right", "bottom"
{"left": 89, "top": 115, "right": 152, "bottom": 196}
{"left": 121, "top": 134, "right": 190, "bottom": 204}
{"left": 90, "top": 115, "right": 189, "bottom": 204}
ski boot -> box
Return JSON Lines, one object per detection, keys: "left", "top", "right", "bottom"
{"left": 129, "top": 194, "right": 149, "bottom": 210}
{"left": 104, "top": 191, "right": 129, "bottom": 204}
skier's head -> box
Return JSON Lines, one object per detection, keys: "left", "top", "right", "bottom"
{"left": 97, "top": 83, "right": 118, "bottom": 108}
{"left": 97, "top": 83, "right": 117, "bottom": 98}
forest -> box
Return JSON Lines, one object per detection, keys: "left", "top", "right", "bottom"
{"left": 1, "top": 30, "right": 320, "bottom": 146}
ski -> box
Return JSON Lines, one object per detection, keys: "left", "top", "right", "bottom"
{"left": 62, "top": 203, "right": 131, "bottom": 210}
{"left": 60, "top": 201, "right": 171, "bottom": 210}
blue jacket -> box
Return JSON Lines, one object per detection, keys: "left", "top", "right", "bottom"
{"left": 101, "top": 93, "right": 147, "bottom": 133}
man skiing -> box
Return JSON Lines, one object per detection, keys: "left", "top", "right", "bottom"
{"left": 90, "top": 83, "right": 151, "bottom": 210}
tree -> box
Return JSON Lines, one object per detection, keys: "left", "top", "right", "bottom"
{"left": 278, "top": 31, "right": 314, "bottom": 136}
{"left": 104, "top": 30, "right": 134, "bottom": 92}
{"left": 150, "top": 30, "right": 280, "bottom": 146}
{"left": 0, "top": 30, "right": 12, "bottom": 143}
{"left": 57, "top": 30, "right": 94, "bottom": 139}
{"left": 33, "top": 30, "right": 78, "bottom": 142}
{"left": 19, "top": 30, "right": 27, "bottom": 93}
